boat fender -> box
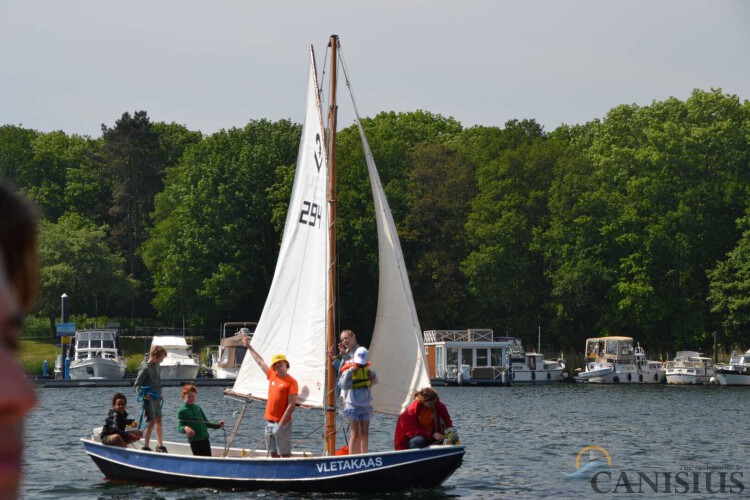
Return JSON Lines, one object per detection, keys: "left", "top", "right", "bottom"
{"left": 654, "top": 373, "right": 658, "bottom": 382}
{"left": 639, "top": 374, "right": 643, "bottom": 382}
{"left": 613, "top": 375, "right": 620, "bottom": 383}
{"left": 627, "top": 373, "right": 632, "bottom": 382}
{"left": 547, "top": 372, "right": 551, "bottom": 380}
{"left": 531, "top": 371, "right": 536, "bottom": 381}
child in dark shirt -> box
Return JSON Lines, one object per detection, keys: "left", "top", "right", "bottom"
{"left": 100, "top": 392, "right": 142, "bottom": 447}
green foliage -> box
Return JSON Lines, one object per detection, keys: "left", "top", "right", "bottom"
{"left": 4, "top": 89, "right": 750, "bottom": 352}
{"left": 36, "top": 214, "right": 135, "bottom": 331}
{"left": 546, "top": 89, "right": 750, "bottom": 350}
{"left": 402, "top": 143, "right": 476, "bottom": 328}
{"left": 0, "top": 125, "right": 37, "bottom": 182}
{"left": 141, "top": 120, "right": 301, "bottom": 329}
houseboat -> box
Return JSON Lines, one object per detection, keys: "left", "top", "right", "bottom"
{"left": 423, "top": 329, "right": 512, "bottom": 385}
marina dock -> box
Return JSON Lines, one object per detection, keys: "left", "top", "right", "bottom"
{"left": 35, "top": 377, "right": 234, "bottom": 388}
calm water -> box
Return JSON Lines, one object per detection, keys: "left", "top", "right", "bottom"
{"left": 20, "top": 383, "right": 748, "bottom": 499}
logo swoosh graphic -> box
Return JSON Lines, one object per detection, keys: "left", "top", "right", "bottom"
{"left": 561, "top": 459, "right": 610, "bottom": 478}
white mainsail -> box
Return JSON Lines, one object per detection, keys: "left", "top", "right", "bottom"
{"left": 352, "top": 116, "right": 432, "bottom": 416}
{"left": 232, "top": 50, "right": 328, "bottom": 408}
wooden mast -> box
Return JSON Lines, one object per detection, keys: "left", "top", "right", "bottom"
{"left": 324, "top": 33, "right": 339, "bottom": 456}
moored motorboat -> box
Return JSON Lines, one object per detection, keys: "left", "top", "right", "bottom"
{"left": 151, "top": 334, "right": 200, "bottom": 379}
{"left": 207, "top": 322, "right": 256, "bottom": 379}
{"left": 579, "top": 336, "right": 665, "bottom": 383}
{"left": 576, "top": 363, "right": 613, "bottom": 381}
{"left": 69, "top": 329, "right": 127, "bottom": 380}
{"left": 665, "top": 351, "right": 715, "bottom": 385}
{"left": 714, "top": 349, "right": 750, "bottom": 386}
{"left": 509, "top": 349, "right": 566, "bottom": 383}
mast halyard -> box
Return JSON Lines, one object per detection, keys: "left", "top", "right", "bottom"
{"left": 324, "top": 33, "right": 339, "bottom": 456}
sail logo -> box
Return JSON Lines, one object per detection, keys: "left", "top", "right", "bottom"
{"left": 561, "top": 445, "right": 612, "bottom": 479}
{"left": 314, "top": 133, "right": 323, "bottom": 172}
{"left": 316, "top": 457, "right": 383, "bottom": 473}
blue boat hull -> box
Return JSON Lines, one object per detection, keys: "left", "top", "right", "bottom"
{"left": 81, "top": 438, "right": 464, "bottom": 493}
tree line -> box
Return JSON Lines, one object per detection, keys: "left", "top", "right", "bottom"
{"left": 3, "top": 89, "right": 749, "bottom": 354}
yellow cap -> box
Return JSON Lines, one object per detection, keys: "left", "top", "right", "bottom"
{"left": 271, "top": 353, "right": 289, "bottom": 368}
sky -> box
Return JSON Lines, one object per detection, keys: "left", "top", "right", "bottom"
{"left": 1, "top": 0, "right": 748, "bottom": 138}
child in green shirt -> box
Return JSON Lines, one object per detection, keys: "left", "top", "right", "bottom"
{"left": 177, "top": 384, "right": 225, "bottom": 456}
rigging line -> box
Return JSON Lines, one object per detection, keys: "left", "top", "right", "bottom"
{"left": 338, "top": 46, "right": 364, "bottom": 126}
{"left": 339, "top": 46, "right": 424, "bottom": 338}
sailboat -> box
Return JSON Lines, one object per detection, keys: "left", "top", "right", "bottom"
{"left": 80, "top": 35, "right": 464, "bottom": 493}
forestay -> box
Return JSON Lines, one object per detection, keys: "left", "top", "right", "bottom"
{"left": 232, "top": 52, "right": 328, "bottom": 408}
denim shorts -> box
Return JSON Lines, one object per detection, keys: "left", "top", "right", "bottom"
{"left": 340, "top": 405, "right": 373, "bottom": 421}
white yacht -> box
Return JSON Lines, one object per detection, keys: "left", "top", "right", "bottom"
{"left": 714, "top": 349, "right": 750, "bottom": 386}
{"left": 579, "top": 336, "right": 665, "bottom": 384}
{"left": 508, "top": 346, "right": 566, "bottom": 383}
{"left": 69, "top": 329, "right": 127, "bottom": 380}
{"left": 151, "top": 335, "right": 200, "bottom": 379}
{"left": 665, "top": 351, "right": 715, "bottom": 385}
{"left": 207, "top": 322, "right": 255, "bottom": 379}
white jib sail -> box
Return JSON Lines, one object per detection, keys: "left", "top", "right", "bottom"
{"left": 232, "top": 51, "right": 328, "bottom": 408}
{"left": 353, "top": 117, "right": 432, "bottom": 416}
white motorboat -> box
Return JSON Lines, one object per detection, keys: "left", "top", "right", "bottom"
{"left": 150, "top": 334, "right": 200, "bottom": 379}
{"left": 579, "top": 336, "right": 665, "bottom": 383}
{"left": 577, "top": 363, "right": 613, "bottom": 381}
{"left": 509, "top": 349, "right": 566, "bottom": 383}
{"left": 665, "top": 351, "right": 716, "bottom": 385}
{"left": 69, "top": 329, "right": 127, "bottom": 380}
{"left": 207, "top": 322, "right": 255, "bottom": 379}
{"left": 714, "top": 349, "right": 750, "bottom": 386}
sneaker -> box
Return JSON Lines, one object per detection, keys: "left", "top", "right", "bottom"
{"left": 155, "top": 445, "right": 168, "bottom": 453}
{"left": 141, "top": 446, "right": 152, "bottom": 451}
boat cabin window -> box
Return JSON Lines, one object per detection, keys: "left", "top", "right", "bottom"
{"left": 476, "top": 348, "right": 489, "bottom": 367}
{"left": 460, "top": 349, "right": 472, "bottom": 367}
{"left": 606, "top": 340, "right": 617, "bottom": 356}
{"left": 447, "top": 348, "right": 458, "bottom": 368}
{"left": 103, "top": 339, "right": 115, "bottom": 349}
{"left": 491, "top": 348, "right": 504, "bottom": 366}
{"left": 586, "top": 341, "right": 599, "bottom": 358}
{"left": 621, "top": 342, "right": 633, "bottom": 355}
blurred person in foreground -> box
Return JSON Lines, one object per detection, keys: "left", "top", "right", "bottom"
{"left": 0, "top": 182, "right": 40, "bottom": 498}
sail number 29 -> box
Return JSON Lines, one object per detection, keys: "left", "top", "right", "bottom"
{"left": 299, "top": 201, "right": 322, "bottom": 227}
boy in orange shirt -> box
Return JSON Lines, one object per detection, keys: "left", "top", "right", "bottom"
{"left": 242, "top": 336, "right": 298, "bottom": 457}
